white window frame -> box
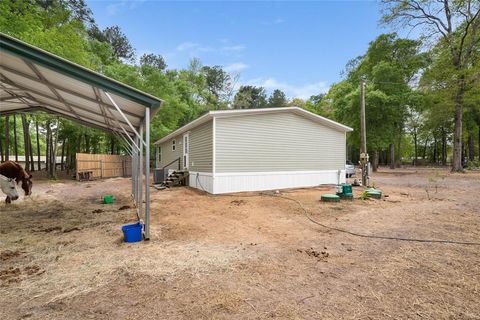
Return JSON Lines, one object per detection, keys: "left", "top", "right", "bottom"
{"left": 172, "top": 139, "right": 176, "bottom": 151}
{"left": 183, "top": 132, "right": 189, "bottom": 169}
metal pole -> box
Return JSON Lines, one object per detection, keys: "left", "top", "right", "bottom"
{"left": 144, "top": 108, "right": 150, "bottom": 240}
{"left": 138, "top": 123, "right": 143, "bottom": 219}
{"left": 105, "top": 91, "right": 145, "bottom": 146}
{"left": 360, "top": 78, "right": 369, "bottom": 186}
{"left": 132, "top": 136, "right": 136, "bottom": 199}
{"left": 134, "top": 135, "right": 139, "bottom": 206}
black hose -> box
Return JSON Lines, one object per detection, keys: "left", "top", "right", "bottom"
{"left": 273, "top": 194, "right": 480, "bottom": 246}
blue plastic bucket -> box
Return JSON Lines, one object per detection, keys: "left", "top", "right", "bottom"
{"left": 122, "top": 222, "right": 143, "bottom": 243}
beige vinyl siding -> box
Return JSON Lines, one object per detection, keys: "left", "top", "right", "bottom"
{"left": 215, "top": 112, "right": 346, "bottom": 173}
{"left": 189, "top": 120, "right": 213, "bottom": 172}
{"left": 159, "top": 135, "right": 183, "bottom": 169}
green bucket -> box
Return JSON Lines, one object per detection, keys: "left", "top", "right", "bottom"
{"left": 342, "top": 184, "right": 353, "bottom": 195}
{"left": 103, "top": 195, "right": 115, "bottom": 204}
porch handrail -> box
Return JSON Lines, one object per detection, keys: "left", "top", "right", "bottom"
{"left": 162, "top": 157, "right": 181, "bottom": 171}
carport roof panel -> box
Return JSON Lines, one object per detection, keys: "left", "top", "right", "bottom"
{"left": 0, "top": 32, "right": 163, "bottom": 133}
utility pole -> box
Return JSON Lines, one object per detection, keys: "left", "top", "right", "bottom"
{"left": 360, "top": 78, "right": 369, "bottom": 186}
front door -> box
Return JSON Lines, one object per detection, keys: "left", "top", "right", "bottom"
{"left": 183, "top": 132, "right": 189, "bottom": 169}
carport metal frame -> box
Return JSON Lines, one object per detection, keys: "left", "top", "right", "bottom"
{"left": 0, "top": 33, "right": 162, "bottom": 240}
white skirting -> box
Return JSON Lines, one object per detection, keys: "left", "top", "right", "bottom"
{"left": 189, "top": 170, "right": 345, "bottom": 194}
{"left": 189, "top": 171, "right": 214, "bottom": 194}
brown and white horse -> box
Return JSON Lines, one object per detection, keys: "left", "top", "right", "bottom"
{"left": 0, "top": 161, "right": 32, "bottom": 203}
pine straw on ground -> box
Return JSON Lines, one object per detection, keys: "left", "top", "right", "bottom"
{"left": 1, "top": 170, "right": 479, "bottom": 319}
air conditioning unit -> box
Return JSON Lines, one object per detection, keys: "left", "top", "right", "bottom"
{"left": 153, "top": 168, "right": 164, "bottom": 184}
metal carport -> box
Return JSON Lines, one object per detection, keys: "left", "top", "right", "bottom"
{"left": 0, "top": 32, "right": 163, "bottom": 240}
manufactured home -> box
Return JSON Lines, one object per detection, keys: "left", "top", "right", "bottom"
{"left": 154, "top": 107, "right": 353, "bottom": 194}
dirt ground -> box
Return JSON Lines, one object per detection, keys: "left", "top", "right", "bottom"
{"left": 1, "top": 167, "right": 479, "bottom": 320}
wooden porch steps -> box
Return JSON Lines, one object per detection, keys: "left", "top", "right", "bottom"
{"left": 156, "top": 170, "right": 189, "bottom": 189}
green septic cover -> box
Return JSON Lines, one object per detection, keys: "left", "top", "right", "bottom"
{"left": 321, "top": 194, "right": 340, "bottom": 202}
{"left": 366, "top": 190, "right": 382, "bottom": 199}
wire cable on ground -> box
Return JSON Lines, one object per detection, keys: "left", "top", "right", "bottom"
{"left": 271, "top": 194, "right": 480, "bottom": 246}
{"left": 194, "top": 175, "right": 480, "bottom": 246}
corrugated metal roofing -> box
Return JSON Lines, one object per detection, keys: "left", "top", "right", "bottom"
{"left": 0, "top": 33, "right": 163, "bottom": 134}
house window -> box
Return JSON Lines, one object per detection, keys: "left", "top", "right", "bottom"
{"left": 172, "top": 139, "right": 176, "bottom": 151}
{"left": 158, "top": 147, "right": 162, "bottom": 162}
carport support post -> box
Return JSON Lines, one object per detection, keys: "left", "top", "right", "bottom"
{"left": 133, "top": 135, "right": 138, "bottom": 205}
{"left": 138, "top": 124, "right": 143, "bottom": 219}
{"left": 132, "top": 138, "right": 138, "bottom": 202}
{"left": 144, "top": 107, "right": 150, "bottom": 240}
{"left": 131, "top": 145, "right": 135, "bottom": 198}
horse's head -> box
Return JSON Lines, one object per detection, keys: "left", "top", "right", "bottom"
{"left": 20, "top": 173, "right": 33, "bottom": 196}
{"left": 0, "top": 175, "right": 19, "bottom": 201}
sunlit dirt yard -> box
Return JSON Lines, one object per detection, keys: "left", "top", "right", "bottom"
{"left": 1, "top": 167, "right": 479, "bottom": 319}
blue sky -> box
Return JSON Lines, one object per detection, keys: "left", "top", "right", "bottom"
{"left": 86, "top": 0, "right": 392, "bottom": 99}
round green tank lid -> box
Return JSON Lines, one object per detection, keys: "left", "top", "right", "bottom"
{"left": 321, "top": 194, "right": 341, "bottom": 202}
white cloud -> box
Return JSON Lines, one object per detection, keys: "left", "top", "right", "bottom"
{"left": 245, "top": 78, "right": 329, "bottom": 100}
{"left": 176, "top": 42, "right": 213, "bottom": 54}
{"left": 224, "top": 63, "right": 249, "bottom": 73}
{"left": 222, "top": 45, "right": 246, "bottom": 52}
{"left": 174, "top": 41, "right": 244, "bottom": 59}
{"left": 106, "top": 0, "right": 145, "bottom": 16}
{"left": 176, "top": 42, "right": 198, "bottom": 51}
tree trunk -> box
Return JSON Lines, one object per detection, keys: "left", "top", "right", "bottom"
{"left": 21, "top": 115, "right": 29, "bottom": 171}
{"left": 468, "top": 129, "right": 475, "bottom": 161}
{"left": 0, "top": 124, "right": 4, "bottom": 162}
{"left": 45, "top": 120, "right": 50, "bottom": 173}
{"left": 29, "top": 124, "right": 34, "bottom": 172}
{"left": 65, "top": 140, "right": 70, "bottom": 174}
{"left": 372, "top": 150, "right": 379, "bottom": 172}
{"left": 51, "top": 119, "right": 59, "bottom": 177}
{"left": 433, "top": 135, "right": 438, "bottom": 164}
{"left": 452, "top": 75, "right": 465, "bottom": 171}
{"left": 422, "top": 137, "right": 429, "bottom": 160}
{"left": 396, "top": 134, "right": 402, "bottom": 168}
{"left": 110, "top": 136, "right": 115, "bottom": 155}
{"left": 5, "top": 115, "right": 10, "bottom": 161}
{"left": 441, "top": 127, "right": 447, "bottom": 165}
{"left": 413, "top": 130, "right": 418, "bottom": 166}
{"left": 61, "top": 138, "right": 66, "bottom": 171}
{"left": 13, "top": 115, "right": 18, "bottom": 162}
{"left": 84, "top": 133, "right": 90, "bottom": 153}
{"left": 34, "top": 118, "right": 40, "bottom": 170}
{"left": 389, "top": 143, "right": 395, "bottom": 169}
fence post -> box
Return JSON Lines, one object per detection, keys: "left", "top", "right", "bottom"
{"left": 100, "top": 160, "right": 104, "bottom": 178}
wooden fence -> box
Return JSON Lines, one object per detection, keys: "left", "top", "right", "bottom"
{"left": 76, "top": 153, "right": 132, "bottom": 180}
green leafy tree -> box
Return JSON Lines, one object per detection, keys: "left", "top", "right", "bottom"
{"left": 140, "top": 53, "right": 167, "bottom": 72}
{"left": 267, "top": 89, "right": 288, "bottom": 108}
{"left": 201, "top": 66, "right": 234, "bottom": 109}
{"left": 381, "top": 0, "right": 480, "bottom": 170}
{"left": 328, "top": 33, "right": 426, "bottom": 169}
{"left": 232, "top": 86, "right": 267, "bottom": 109}
{"left": 97, "top": 26, "right": 135, "bottom": 61}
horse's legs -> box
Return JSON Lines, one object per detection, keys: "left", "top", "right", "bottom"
{"left": 5, "top": 196, "right": 11, "bottom": 204}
